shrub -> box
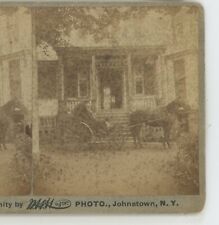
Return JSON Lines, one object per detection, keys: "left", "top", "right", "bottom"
{"left": 174, "top": 132, "right": 199, "bottom": 194}
{"left": 13, "top": 133, "right": 32, "bottom": 187}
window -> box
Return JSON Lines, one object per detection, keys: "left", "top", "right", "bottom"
{"left": 65, "top": 70, "right": 77, "bottom": 98}
{"left": 175, "top": 77, "right": 186, "bottom": 100}
{"left": 174, "top": 59, "right": 186, "bottom": 100}
{"left": 175, "top": 22, "right": 184, "bottom": 35}
{"left": 7, "top": 14, "right": 19, "bottom": 46}
{"left": 78, "top": 69, "right": 89, "bottom": 98}
{"left": 9, "top": 59, "right": 21, "bottom": 99}
{"left": 133, "top": 58, "right": 156, "bottom": 96}
{"left": 79, "top": 79, "right": 88, "bottom": 97}
{"left": 144, "top": 64, "right": 156, "bottom": 95}
{"left": 174, "top": 22, "right": 184, "bottom": 44}
{"left": 38, "top": 61, "right": 58, "bottom": 99}
{"left": 64, "top": 62, "right": 90, "bottom": 99}
{"left": 135, "top": 77, "right": 144, "bottom": 94}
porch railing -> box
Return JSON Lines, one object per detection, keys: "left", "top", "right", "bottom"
{"left": 131, "top": 96, "right": 157, "bottom": 111}
{"left": 66, "top": 97, "right": 157, "bottom": 113}
{"left": 65, "top": 98, "right": 92, "bottom": 113}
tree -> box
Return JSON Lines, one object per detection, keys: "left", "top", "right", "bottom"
{"left": 1, "top": 5, "right": 199, "bottom": 48}
{"left": 34, "top": 6, "right": 180, "bottom": 46}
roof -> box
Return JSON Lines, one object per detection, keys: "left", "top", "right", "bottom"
{"left": 55, "top": 45, "right": 166, "bottom": 58}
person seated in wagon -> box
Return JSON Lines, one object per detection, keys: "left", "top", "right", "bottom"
{"left": 74, "top": 100, "right": 114, "bottom": 135}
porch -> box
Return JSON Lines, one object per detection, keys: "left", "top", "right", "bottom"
{"left": 38, "top": 46, "right": 166, "bottom": 140}
{"left": 55, "top": 46, "right": 166, "bottom": 115}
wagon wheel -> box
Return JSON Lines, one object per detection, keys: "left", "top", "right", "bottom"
{"left": 107, "top": 125, "right": 125, "bottom": 150}
{"left": 57, "top": 119, "right": 95, "bottom": 150}
{"left": 71, "top": 121, "right": 95, "bottom": 150}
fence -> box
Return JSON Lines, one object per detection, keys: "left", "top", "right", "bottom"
{"left": 39, "top": 116, "right": 57, "bottom": 143}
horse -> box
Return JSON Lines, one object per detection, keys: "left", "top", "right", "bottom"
{"left": 129, "top": 99, "right": 190, "bottom": 148}
{"left": 0, "top": 98, "right": 29, "bottom": 150}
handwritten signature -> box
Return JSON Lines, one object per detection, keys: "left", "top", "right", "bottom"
{"left": 26, "top": 198, "right": 71, "bottom": 210}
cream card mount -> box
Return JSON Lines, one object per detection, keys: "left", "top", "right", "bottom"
{"left": 0, "top": 2, "right": 204, "bottom": 213}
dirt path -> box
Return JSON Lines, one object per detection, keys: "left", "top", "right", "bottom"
{"left": 35, "top": 143, "right": 180, "bottom": 196}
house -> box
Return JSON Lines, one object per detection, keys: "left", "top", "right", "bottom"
{"left": 38, "top": 45, "right": 167, "bottom": 140}
{"left": 164, "top": 6, "right": 200, "bottom": 109}
{"left": 0, "top": 7, "right": 32, "bottom": 121}
{"left": 164, "top": 6, "right": 201, "bottom": 133}
{"left": 37, "top": 6, "right": 201, "bottom": 137}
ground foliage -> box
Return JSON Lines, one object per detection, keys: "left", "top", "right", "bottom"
{"left": 12, "top": 133, "right": 32, "bottom": 190}
{"left": 174, "top": 132, "right": 199, "bottom": 194}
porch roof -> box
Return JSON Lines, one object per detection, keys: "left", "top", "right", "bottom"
{"left": 55, "top": 45, "right": 166, "bottom": 58}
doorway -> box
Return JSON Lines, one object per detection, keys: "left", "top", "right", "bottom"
{"left": 98, "top": 68, "right": 123, "bottom": 110}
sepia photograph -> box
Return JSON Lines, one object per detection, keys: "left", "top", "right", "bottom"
{"left": 0, "top": 3, "right": 204, "bottom": 213}
{"left": 32, "top": 5, "right": 202, "bottom": 196}
{"left": 0, "top": 7, "right": 32, "bottom": 195}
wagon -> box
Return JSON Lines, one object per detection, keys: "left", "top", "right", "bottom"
{"left": 56, "top": 103, "right": 125, "bottom": 150}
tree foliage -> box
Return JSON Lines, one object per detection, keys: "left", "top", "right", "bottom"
{"left": 1, "top": 5, "right": 199, "bottom": 47}
{"left": 34, "top": 6, "right": 183, "bottom": 47}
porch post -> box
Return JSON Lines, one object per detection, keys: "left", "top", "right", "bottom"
{"left": 91, "top": 55, "right": 97, "bottom": 112}
{"left": 156, "top": 54, "right": 166, "bottom": 105}
{"left": 0, "top": 62, "right": 3, "bottom": 106}
{"left": 31, "top": 8, "right": 39, "bottom": 194}
{"left": 127, "top": 53, "right": 132, "bottom": 109}
{"left": 31, "top": 9, "right": 39, "bottom": 160}
{"left": 165, "top": 58, "right": 176, "bottom": 104}
{"left": 57, "top": 55, "right": 64, "bottom": 101}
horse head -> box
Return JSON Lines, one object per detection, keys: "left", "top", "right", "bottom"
{"left": 166, "top": 98, "right": 191, "bottom": 134}
{"left": 166, "top": 98, "right": 190, "bottom": 115}
{"left": 1, "top": 98, "right": 28, "bottom": 123}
